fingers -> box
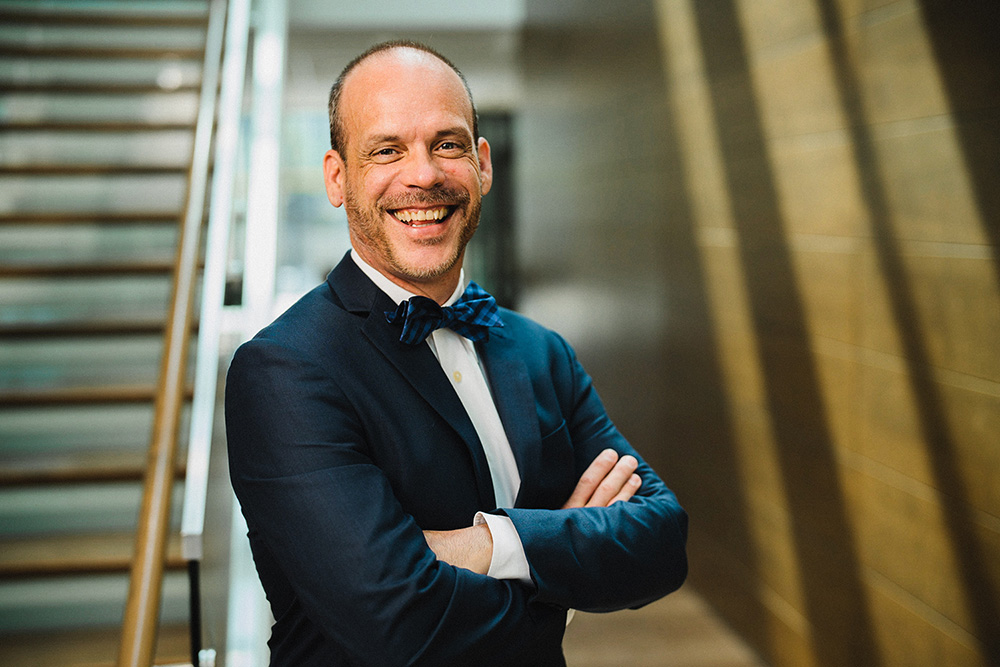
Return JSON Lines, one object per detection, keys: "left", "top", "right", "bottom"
{"left": 562, "top": 449, "right": 618, "bottom": 509}
{"left": 607, "top": 473, "right": 642, "bottom": 506}
{"left": 585, "top": 454, "right": 639, "bottom": 508}
{"left": 562, "top": 449, "right": 642, "bottom": 509}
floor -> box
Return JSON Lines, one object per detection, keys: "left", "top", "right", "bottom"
{"left": 562, "top": 587, "right": 766, "bottom": 667}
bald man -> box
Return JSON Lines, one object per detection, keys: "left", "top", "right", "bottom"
{"left": 226, "top": 41, "right": 687, "bottom": 666}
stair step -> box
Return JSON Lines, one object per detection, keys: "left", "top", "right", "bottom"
{"left": 0, "top": 570, "right": 190, "bottom": 635}
{"left": 0, "top": 275, "right": 178, "bottom": 329}
{"left": 0, "top": 56, "right": 203, "bottom": 89}
{"left": 0, "top": 319, "right": 171, "bottom": 337}
{"left": 0, "top": 81, "right": 201, "bottom": 94}
{"left": 0, "top": 384, "right": 193, "bottom": 407}
{"left": 0, "top": 6, "right": 208, "bottom": 27}
{"left": 0, "top": 175, "right": 188, "bottom": 215}
{"left": 0, "top": 532, "right": 186, "bottom": 578}
{"left": 0, "top": 449, "right": 186, "bottom": 486}
{"left": 1, "top": 335, "right": 192, "bottom": 394}
{"left": 0, "top": 164, "right": 188, "bottom": 176}
{"left": 0, "top": 479, "right": 187, "bottom": 537}
{"left": 0, "top": 260, "right": 180, "bottom": 277}
{"left": 0, "top": 120, "right": 196, "bottom": 132}
{"left": 0, "top": 623, "right": 191, "bottom": 667}
{"left": 0, "top": 211, "right": 179, "bottom": 224}
{"left": 0, "top": 44, "right": 204, "bottom": 60}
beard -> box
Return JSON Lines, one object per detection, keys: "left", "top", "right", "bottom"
{"left": 344, "top": 182, "right": 480, "bottom": 281}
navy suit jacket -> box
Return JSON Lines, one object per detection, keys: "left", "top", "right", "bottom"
{"left": 225, "top": 254, "right": 688, "bottom": 666}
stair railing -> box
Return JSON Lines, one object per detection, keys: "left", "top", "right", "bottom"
{"left": 116, "top": 0, "right": 248, "bottom": 664}
{"left": 179, "top": 0, "right": 253, "bottom": 663}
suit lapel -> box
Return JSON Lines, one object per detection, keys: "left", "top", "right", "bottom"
{"left": 477, "top": 326, "right": 543, "bottom": 509}
{"left": 329, "top": 255, "right": 496, "bottom": 509}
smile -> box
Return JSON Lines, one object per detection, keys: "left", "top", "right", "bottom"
{"left": 391, "top": 206, "right": 452, "bottom": 228}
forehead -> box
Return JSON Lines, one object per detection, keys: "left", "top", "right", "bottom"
{"left": 339, "top": 49, "right": 475, "bottom": 146}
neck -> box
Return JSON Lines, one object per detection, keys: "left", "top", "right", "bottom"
{"left": 350, "top": 246, "right": 463, "bottom": 305}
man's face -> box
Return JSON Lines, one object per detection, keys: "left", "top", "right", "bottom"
{"left": 324, "top": 49, "right": 492, "bottom": 296}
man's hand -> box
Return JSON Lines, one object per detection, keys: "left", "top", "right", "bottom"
{"left": 562, "top": 448, "right": 641, "bottom": 509}
{"left": 423, "top": 523, "right": 493, "bottom": 574}
{"left": 424, "top": 449, "right": 639, "bottom": 571}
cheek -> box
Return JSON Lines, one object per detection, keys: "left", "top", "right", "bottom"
{"left": 447, "top": 161, "right": 484, "bottom": 192}
{"left": 350, "top": 166, "right": 394, "bottom": 205}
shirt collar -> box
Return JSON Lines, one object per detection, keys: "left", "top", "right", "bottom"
{"left": 350, "top": 249, "right": 466, "bottom": 308}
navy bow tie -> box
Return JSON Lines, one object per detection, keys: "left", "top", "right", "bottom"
{"left": 385, "top": 281, "right": 504, "bottom": 345}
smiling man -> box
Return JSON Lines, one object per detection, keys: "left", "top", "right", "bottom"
{"left": 225, "top": 41, "right": 688, "bottom": 666}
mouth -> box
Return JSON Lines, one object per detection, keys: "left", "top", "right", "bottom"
{"left": 390, "top": 206, "right": 454, "bottom": 228}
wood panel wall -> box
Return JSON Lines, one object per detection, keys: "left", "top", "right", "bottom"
{"left": 519, "top": 1, "right": 999, "bottom": 665}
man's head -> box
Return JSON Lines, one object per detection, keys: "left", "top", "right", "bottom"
{"left": 323, "top": 41, "right": 492, "bottom": 301}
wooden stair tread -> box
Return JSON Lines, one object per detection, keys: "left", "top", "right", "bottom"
{"left": 0, "top": 532, "right": 186, "bottom": 578}
{"left": 0, "top": 211, "right": 180, "bottom": 224}
{"left": 0, "top": 120, "right": 196, "bottom": 132}
{"left": 0, "top": 260, "right": 180, "bottom": 277}
{"left": 0, "top": 384, "right": 194, "bottom": 406}
{"left": 0, "top": 44, "right": 204, "bottom": 60}
{"left": 0, "top": 449, "right": 186, "bottom": 486}
{"left": 0, "top": 81, "right": 201, "bottom": 95}
{"left": 0, "top": 623, "right": 190, "bottom": 667}
{"left": 0, "top": 7, "right": 208, "bottom": 27}
{"left": 0, "top": 319, "right": 172, "bottom": 337}
{"left": 0, "top": 164, "right": 188, "bottom": 176}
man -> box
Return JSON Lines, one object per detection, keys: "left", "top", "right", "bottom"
{"left": 226, "top": 41, "right": 687, "bottom": 666}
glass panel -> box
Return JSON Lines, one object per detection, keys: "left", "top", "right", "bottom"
{"left": 0, "top": 571, "right": 189, "bottom": 632}
{"left": 0, "top": 0, "right": 207, "bottom": 17}
{"left": 0, "top": 481, "right": 184, "bottom": 536}
{"left": 0, "top": 174, "right": 187, "bottom": 213}
{"left": 0, "top": 335, "right": 168, "bottom": 391}
{"left": 0, "top": 404, "right": 158, "bottom": 453}
{"left": 0, "top": 130, "right": 193, "bottom": 167}
{"left": 0, "top": 275, "right": 179, "bottom": 324}
{"left": 0, "top": 25, "right": 206, "bottom": 51}
{"left": 0, "top": 223, "right": 178, "bottom": 266}
{"left": 0, "top": 59, "right": 203, "bottom": 87}
{"left": 0, "top": 91, "right": 198, "bottom": 123}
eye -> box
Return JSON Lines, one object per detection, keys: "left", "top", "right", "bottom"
{"left": 436, "top": 141, "right": 467, "bottom": 156}
{"left": 369, "top": 147, "right": 401, "bottom": 163}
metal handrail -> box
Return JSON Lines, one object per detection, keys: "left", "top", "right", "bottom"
{"left": 117, "top": 1, "right": 230, "bottom": 664}
{"left": 180, "top": 0, "right": 252, "bottom": 662}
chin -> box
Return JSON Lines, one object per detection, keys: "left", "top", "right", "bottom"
{"left": 390, "top": 245, "right": 464, "bottom": 282}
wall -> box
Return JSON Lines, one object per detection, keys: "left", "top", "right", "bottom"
{"left": 518, "top": 1, "right": 1000, "bottom": 665}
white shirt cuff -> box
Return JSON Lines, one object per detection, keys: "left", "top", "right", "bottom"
{"left": 473, "top": 512, "right": 532, "bottom": 585}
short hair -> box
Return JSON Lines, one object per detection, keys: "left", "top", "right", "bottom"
{"left": 327, "top": 40, "right": 480, "bottom": 154}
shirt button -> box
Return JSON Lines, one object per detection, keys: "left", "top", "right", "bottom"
{"left": 453, "top": 371, "right": 463, "bottom": 383}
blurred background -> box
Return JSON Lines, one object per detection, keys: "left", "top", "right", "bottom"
{"left": 1, "top": 0, "right": 998, "bottom": 665}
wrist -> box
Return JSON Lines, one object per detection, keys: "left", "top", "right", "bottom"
{"left": 423, "top": 524, "right": 493, "bottom": 575}
{"left": 467, "top": 522, "right": 494, "bottom": 574}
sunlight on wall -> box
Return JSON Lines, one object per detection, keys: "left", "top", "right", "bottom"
{"left": 653, "top": 0, "right": 1000, "bottom": 665}
{"left": 653, "top": 0, "right": 814, "bottom": 659}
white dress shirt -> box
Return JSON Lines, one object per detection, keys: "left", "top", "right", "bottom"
{"left": 350, "top": 251, "right": 531, "bottom": 583}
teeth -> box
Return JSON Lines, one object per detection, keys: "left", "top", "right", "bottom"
{"left": 393, "top": 207, "right": 449, "bottom": 224}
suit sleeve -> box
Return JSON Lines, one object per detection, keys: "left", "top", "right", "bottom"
{"left": 502, "top": 334, "right": 689, "bottom": 612}
{"left": 225, "top": 337, "right": 565, "bottom": 666}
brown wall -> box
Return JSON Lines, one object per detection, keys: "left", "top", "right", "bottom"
{"left": 518, "top": 1, "right": 1000, "bottom": 665}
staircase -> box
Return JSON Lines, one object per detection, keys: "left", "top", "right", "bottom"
{"left": 0, "top": 1, "right": 215, "bottom": 663}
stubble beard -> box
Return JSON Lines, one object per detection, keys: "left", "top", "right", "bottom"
{"left": 345, "top": 183, "right": 480, "bottom": 282}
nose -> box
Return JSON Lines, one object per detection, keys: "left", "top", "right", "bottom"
{"left": 400, "top": 148, "right": 445, "bottom": 189}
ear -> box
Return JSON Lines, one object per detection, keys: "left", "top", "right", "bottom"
{"left": 323, "top": 149, "right": 347, "bottom": 207}
{"left": 477, "top": 137, "right": 493, "bottom": 196}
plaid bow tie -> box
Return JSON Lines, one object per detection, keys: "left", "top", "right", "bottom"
{"left": 385, "top": 281, "right": 504, "bottom": 345}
